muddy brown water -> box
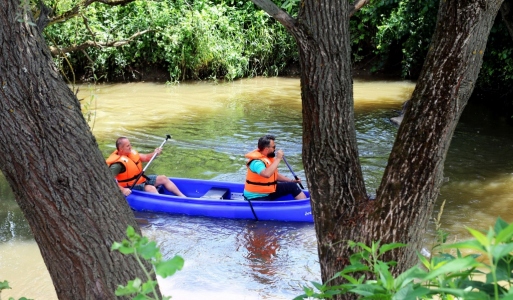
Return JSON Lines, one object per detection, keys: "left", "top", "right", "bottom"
{"left": 1, "top": 77, "right": 513, "bottom": 299}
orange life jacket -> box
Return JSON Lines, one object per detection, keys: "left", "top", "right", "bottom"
{"left": 106, "top": 150, "right": 146, "bottom": 188}
{"left": 244, "top": 149, "right": 277, "bottom": 193}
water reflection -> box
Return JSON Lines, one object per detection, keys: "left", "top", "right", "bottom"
{"left": 3, "top": 77, "right": 513, "bottom": 299}
{"left": 143, "top": 214, "right": 319, "bottom": 299}
{"left": 238, "top": 223, "right": 281, "bottom": 284}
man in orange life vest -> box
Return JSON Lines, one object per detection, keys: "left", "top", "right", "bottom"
{"left": 106, "top": 137, "right": 185, "bottom": 197}
{"left": 243, "top": 135, "right": 307, "bottom": 200}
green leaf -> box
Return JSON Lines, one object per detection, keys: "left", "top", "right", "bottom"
{"left": 133, "top": 294, "right": 148, "bottom": 300}
{"left": 394, "top": 266, "right": 427, "bottom": 289}
{"left": 466, "top": 227, "right": 490, "bottom": 247}
{"left": 378, "top": 243, "right": 407, "bottom": 256}
{"left": 429, "top": 287, "right": 489, "bottom": 299}
{"left": 417, "top": 252, "right": 431, "bottom": 269}
{"left": 0, "top": 280, "right": 11, "bottom": 290}
{"left": 114, "top": 278, "right": 142, "bottom": 296}
{"left": 126, "top": 225, "right": 136, "bottom": 238}
{"left": 495, "top": 220, "right": 513, "bottom": 243}
{"left": 111, "top": 241, "right": 123, "bottom": 251}
{"left": 420, "top": 257, "right": 480, "bottom": 281}
{"left": 494, "top": 259, "right": 513, "bottom": 281}
{"left": 140, "top": 280, "right": 158, "bottom": 294}
{"left": 115, "top": 244, "right": 135, "bottom": 255}
{"left": 393, "top": 285, "right": 430, "bottom": 300}
{"left": 155, "top": 255, "right": 184, "bottom": 277}
{"left": 491, "top": 243, "right": 513, "bottom": 260}
{"left": 337, "top": 263, "right": 370, "bottom": 275}
{"left": 137, "top": 240, "right": 160, "bottom": 260}
{"left": 494, "top": 217, "right": 509, "bottom": 233}
{"left": 438, "top": 240, "right": 486, "bottom": 253}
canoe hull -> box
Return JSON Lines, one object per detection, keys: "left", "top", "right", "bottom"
{"left": 126, "top": 177, "right": 313, "bottom": 222}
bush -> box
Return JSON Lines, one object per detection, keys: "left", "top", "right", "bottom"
{"left": 296, "top": 217, "right": 513, "bottom": 299}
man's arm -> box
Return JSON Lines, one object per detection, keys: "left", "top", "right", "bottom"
{"left": 109, "top": 162, "right": 124, "bottom": 176}
{"left": 109, "top": 163, "right": 132, "bottom": 196}
{"left": 277, "top": 173, "right": 294, "bottom": 182}
{"left": 259, "top": 150, "right": 283, "bottom": 178}
{"left": 139, "top": 147, "right": 162, "bottom": 162}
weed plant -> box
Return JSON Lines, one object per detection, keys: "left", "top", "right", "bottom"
{"left": 295, "top": 202, "right": 513, "bottom": 299}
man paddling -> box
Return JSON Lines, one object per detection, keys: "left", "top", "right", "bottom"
{"left": 106, "top": 137, "right": 185, "bottom": 197}
{"left": 243, "top": 135, "right": 306, "bottom": 201}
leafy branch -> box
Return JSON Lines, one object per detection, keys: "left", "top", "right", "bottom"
{"left": 111, "top": 226, "right": 184, "bottom": 300}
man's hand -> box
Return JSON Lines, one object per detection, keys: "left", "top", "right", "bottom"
{"left": 275, "top": 149, "right": 284, "bottom": 159}
{"left": 122, "top": 187, "right": 132, "bottom": 196}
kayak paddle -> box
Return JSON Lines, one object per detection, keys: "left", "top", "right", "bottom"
{"left": 129, "top": 134, "right": 171, "bottom": 190}
{"left": 282, "top": 156, "right": 305, "bottom": 190}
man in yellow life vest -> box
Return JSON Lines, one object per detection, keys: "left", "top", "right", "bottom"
{"left": 106, "top": 137, "right": 185, "bottom": 197}
{"left": 243, "top": 135, "right": 307, "bottom": 201}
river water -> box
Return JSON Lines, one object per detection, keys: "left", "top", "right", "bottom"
{"left": 1, "top": 77, "right": 513, "bottom": 299}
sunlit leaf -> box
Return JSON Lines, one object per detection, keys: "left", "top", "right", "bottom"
{"left": 420, "top": 257, "right": 480, "bottom": 281}
{"left": 137, "top": 240, "right": 159, "bottom": 260}
{"left": 0, "top": 280, "right": 11, "bottom": 290}
{"left": 155, "top": 255, "right": 184, "bottom": 277}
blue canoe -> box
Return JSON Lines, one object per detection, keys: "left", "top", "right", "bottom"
{"left": 126, "top": 177, "right": 313, "bottom": 222}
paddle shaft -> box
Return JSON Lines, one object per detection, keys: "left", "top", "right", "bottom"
{"left": 129, "top": 134, "right": 171, "bottom": 190}
{"left": 246, "top": 197, "right": 258, "bottom": 221}
{"left": 282, "top": 156, "right": 304, "bottom": 189}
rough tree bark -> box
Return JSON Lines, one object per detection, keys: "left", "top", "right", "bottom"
{"left": 369, "top": 0, "right": 504, "bottom": 268}
{"left": 0, "top": 1, "right": 155, "bottom": 299}
{"left": 251, "top": 0, "right": 504, "bottom": 295}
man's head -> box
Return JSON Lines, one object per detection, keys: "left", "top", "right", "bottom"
{"left": 257, "top": 134, "right": 276, "bottom": 157}
{"left": 116, "top": 137, "right": 132, "bottom": 155}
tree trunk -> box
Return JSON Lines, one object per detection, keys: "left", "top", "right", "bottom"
{"left": 294, "top": 0, "right": 370, "bottom": 282}
{"left": 252, "top": 0, "right": 504, "bottom": 296}
{"left": 252, "top": 0, "right": 369, "bottom": 284}
{"left": 0, "top": 1, "right": 154, "bottom": 299}
{"left": 370, "top": 0, "right": 504, "bottom": 270}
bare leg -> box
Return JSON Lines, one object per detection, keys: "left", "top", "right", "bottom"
{"left": 294, "top": 191, "right": 307, "bottom": 200}
{"left": 155, "top": 175, "right": 185, "bottom": 197}
{"left": 144, "top": 185, "right": 159, "bottom": 193}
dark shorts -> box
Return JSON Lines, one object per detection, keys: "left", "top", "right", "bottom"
{"left": 249, "top": 182, "right": 302, "bottom": 201}
{"left": 132, "top": 175, "right": 158, "bottom": 191}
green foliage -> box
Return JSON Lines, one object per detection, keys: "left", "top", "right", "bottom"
{"left": 111, "top": 226, "right": 184, "bottom": 300}
{"left": 350, "top": 0, "right": 513, "bottom": 95}
{"left": 0, "top": 280, "right": 32, "bottom": 300}
{"left": 42, "top": 0, "right": 297, "bottom": 82}
{"left": 351, "top": 0, "right": 438, "bottom": 77}
{"left": 38, "top": 0, "right": 513, "bottom": 98}
{"left": 476, "top": 18, "right": 513, "bottom": 93}
{"left": 295, "top": 217, "right": 513, "bottom": 299}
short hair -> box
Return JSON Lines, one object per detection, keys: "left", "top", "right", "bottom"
{"left": 257, "top": 134, "right": 275, "bottom": 151}
{"left": 116, "top": 137, "right": 128, "bottom": 150}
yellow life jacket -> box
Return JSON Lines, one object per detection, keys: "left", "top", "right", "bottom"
{"left": 244, "top": 149, "right": 277, "bottom": 193}
{"left": 106, "top": 150, "right": 146, "bottom": 188}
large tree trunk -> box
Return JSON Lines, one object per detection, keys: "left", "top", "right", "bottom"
{"left": 370, "top": 0, "right": 504, "bottom": 270}
{"left": 252, "top": 0, "right": 504, "bottom": 296}
{"left": 295, "top": 0, "right": 370, "bottom": 282}
{"left": 251, "top": 0, "right": 370, "bottom": 283}
{"left": 0, "top": 1, "right": 154, "bottom": 299}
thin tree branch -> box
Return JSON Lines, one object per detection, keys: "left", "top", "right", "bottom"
{"left": 250, "top": 0, "right": 297, "bottom": 31}
{"left": 49, "top": 29, "right": 152, "bottom": 56}
{"left": 36, "top": 0, "right": 52, "bottom": 31}
{"left": 250, "top": 0, "right": 370, "bottom": 34}
{"left": 349, "top": 0, "right": 371, "bottom": 17}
